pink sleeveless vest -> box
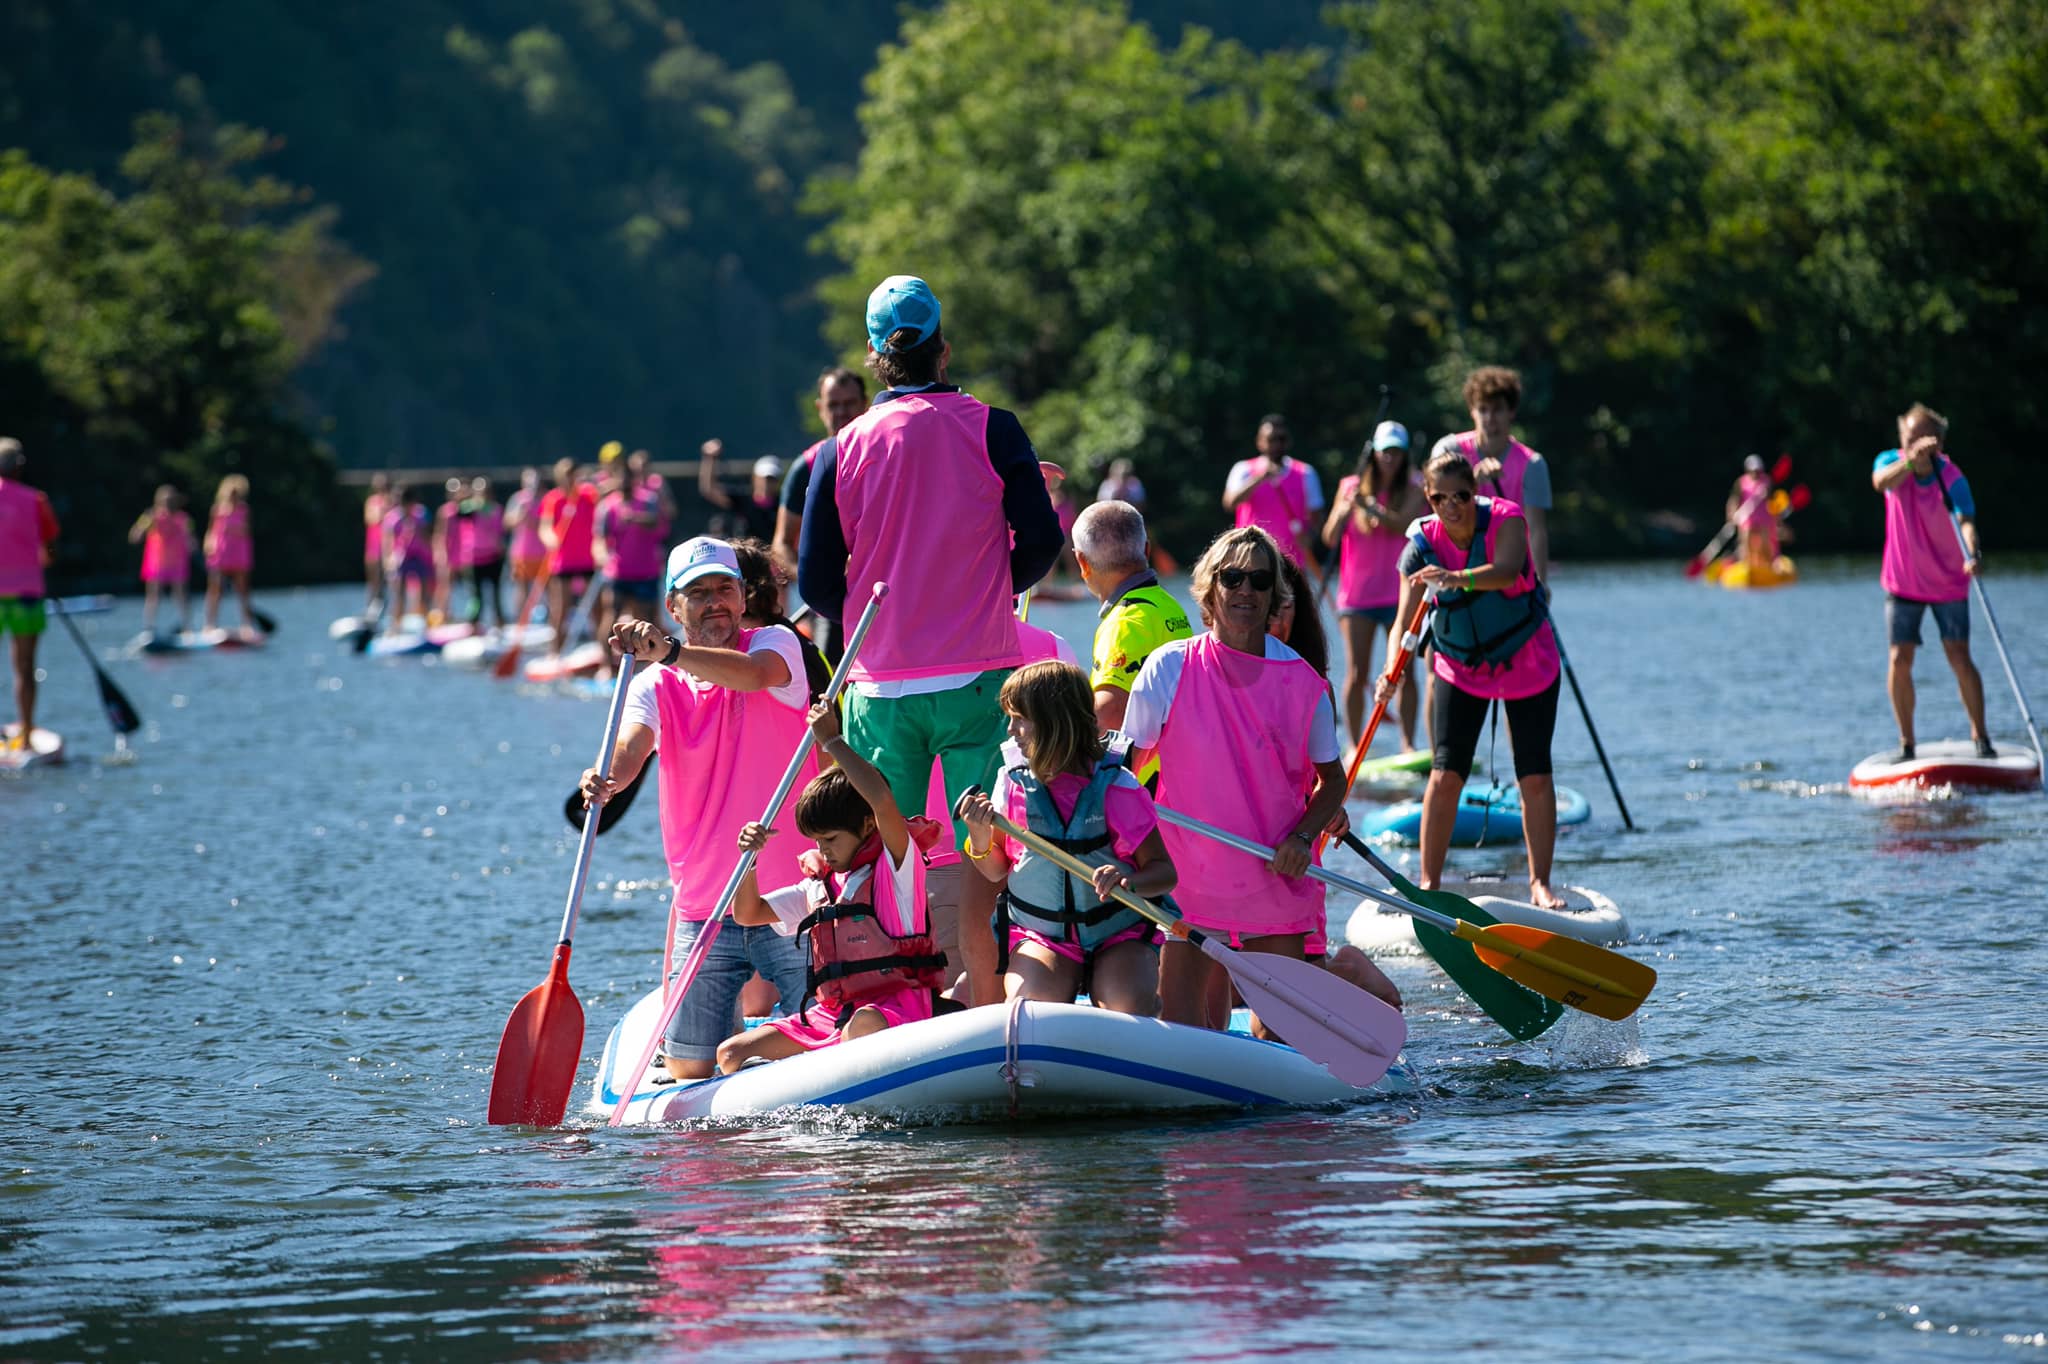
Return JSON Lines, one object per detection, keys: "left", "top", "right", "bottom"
{"left": 441, "top": 502, "right": 472, "bottom": 568}
{"left": 471, "top": 503, "right": 504, "bottom": 562}
{"left": 363, "top": 493, "right": 391, "bottom": 559}
{"left": 1152, "top": 635, "right": 1328, "bottom": 937}
{"left": 1880, "top": 454, "right": 1969, "bottom": 603}
{"left": 1416, "top": 497, "right": 1559, "bottom": 701}
{"left": 1456, "top": 434, "right": 1537, "bottom": 506}
{"left": 1233, "top": 461, "right": 1312, "bottom": 565}
{"left": 506, "top": 490, "right": 546, "bottom": 561}
{"left": 601, "top": 486, "right": 668, "bottom": 581}
{"left": 141, "top": 511, "right": 192, "bottom": 584}
{"left": 0, "top": 480, "right": 47, "bottom": 597}
{"left": 834, "top": 392, "right": 1022, "bottom": 682}
{"left": 1333, "top": 473, "right": 1409, "bottom": 611}
{"left": 653, "top": 625, "right": 818, "bottom": 921}
{"left": 206, "top": 503, "right": 252, "bottom": 573}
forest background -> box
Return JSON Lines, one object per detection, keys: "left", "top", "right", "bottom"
{"left": 2, "top": 0, "right": 2043, "bottom": 586}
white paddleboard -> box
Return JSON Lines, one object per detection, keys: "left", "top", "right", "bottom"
{"left": 0, "top": 724, "right": 65, "bottom": 769}
{"left": 1346, "top": 875, "right": 1628, "bottom": 954}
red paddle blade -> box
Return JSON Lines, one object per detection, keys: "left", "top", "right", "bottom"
{"left": 1682, "top": 555, "right": 1709, "bottom": 579}
{"left": 487, "top": 946, "right": 584, "bottom": 1125}
{"left": 1788, "top": 484, "right": 1812, "bottom": 512}
{"left": 1771, "top": 453, "right": 1793, "bottom": 483}
{"left": 1202, "top": 943, "right": 1406, "bottom": 1087}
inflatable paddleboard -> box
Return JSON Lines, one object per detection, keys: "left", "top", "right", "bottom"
{"left": 440, "top": 624, "right": 555, "bottom": 669}
{"left": 128, "top": 626, "right": 266, "bottom": 655}
{"left": 366, "top": 631, "right": 439, "bottom": 657}
{"left": 1346, "top": 876, "right": 1628, "bottom": 955}
{"left": 589, "top": 991, "right": 1414, "bottom": 1126}
{"left": 51, "top": 594, "right": 115, "bottom": 615}
{"left": 1353, "top": 749, "right": 1432, "bottom": 778}
{"left": 1848, "top": 739, "right": 2040, "bottom": 794}
{"left": 522, "top": 639, "right": 606, "bottom": 683}
{"left": 1705, "top": 555, "right": 1797, "bottom": 590}
{"left": 1361, "top": 780, "right": 1591, "bottom": 846}
{"left": 0, "top": 724, "right": 65, "bottom": 770}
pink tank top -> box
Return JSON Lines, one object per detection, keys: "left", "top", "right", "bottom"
{"left": 653, "top": 627, "right": 818, "bottom": 921}
{"left": 1417, "top": 497, "right": 1559, "bottom": 701}
{"left": 363, "top": 493, "right": 391, "bottom": 558}
{"left": 1455, "top": 434, "right": 1538, "bottom": 505}
{"left": 141, "top": 511, "right": 192, "bottom": 583}
{"left": 506, "top": 490, "right": 546, "bottom": 560}
{"left": 1880, "top": 454, "right": 1969, "bottom": 603}
{"left": 0, "top": 479, "right": 49, "bottom": 597}
{"left": 1333, "top": 473, "right": 1410, "bottom": 611}
{"left": 206, "top": 503, "right": 252, "bottom": 573}
{"left": 1152, "top": 635, "right": 1328, "bottom": 937}
{"left": 601, "top": 486, "right": 669, "bottom": 581}
{"left": 834, "top": 391, "right": 1022, "bottom": 682}
{"left": 440, "top": 502, "right": 471, "bottom": 568}
{"left": 471, "top": 502, "right": 504, "bottom": 561}
{"left": 1232, "top": 461, "right": 1312, "bottom": 565}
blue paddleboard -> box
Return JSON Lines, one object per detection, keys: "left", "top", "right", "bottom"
{"left": 1360, "top": 780, "right": 1590, "bottom": 846}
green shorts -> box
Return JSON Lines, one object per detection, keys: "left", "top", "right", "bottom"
{"left": 0, "top": 596, "right": 46, "bottom": 637}
{"left": 844, "top": 669, "right": 1014, "bottom": 845}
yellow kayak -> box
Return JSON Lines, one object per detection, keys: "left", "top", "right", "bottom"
{"left": 1706, "top": 555, "right": 1798, "bottom": 590}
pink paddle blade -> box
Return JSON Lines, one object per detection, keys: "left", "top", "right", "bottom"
{"left": 487, "top": 947, "right": 585, "bottom": 1126}
{"left": 1201, "top": 943, "right": 1406, "bottom": 1088}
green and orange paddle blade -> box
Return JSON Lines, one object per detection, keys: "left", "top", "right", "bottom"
{"left": 1452, "top": 920, "right": 1657, "bottom": 1022}
{"left": 1380, "top": 862, "right": 1566, "bottom": 1041}
{"left": 487, "top": 945, "right": 585, "bottom": 1126}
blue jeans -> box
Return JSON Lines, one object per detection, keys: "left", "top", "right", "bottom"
{"left": 662, "top": 916, "right": 811, "bottom": 1061}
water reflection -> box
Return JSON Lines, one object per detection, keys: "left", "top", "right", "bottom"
{"left": 1871, "top": 801, "right": 1995, "bottom": 856}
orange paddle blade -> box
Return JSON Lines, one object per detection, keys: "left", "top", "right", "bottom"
{"left": 487, "top": 946, "right": 585, "bottom": 1125}
{"left": 1456, "top": 921, "right": 1656, "bottom": 1022}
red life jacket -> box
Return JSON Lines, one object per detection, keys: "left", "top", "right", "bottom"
{"left": 795, "top": 819, "right": 947, "bottom": 1018}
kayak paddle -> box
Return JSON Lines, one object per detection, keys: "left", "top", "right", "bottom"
{"left": 46, "top": 596, "right": 142, "bottom": 739}
{"left": 964, "top": 791, "right": 1405, "bottom": 1087}
{"left": 1157, "top": 805, "right": 1656, "bottom": 1022}
{"left": 1334, "top": 829, "right": 1562, "bottom": 1040}
{"left": 487, "top": 654, "right": 637, "bottom": 1126}
{"left": 1320, "top": 592, "right": 1432, "bottom": 855}
{"left": 251, "top": 604, "right": 279, "bottom": 635}
{"left": 493, "top": 565, "right": 555, "bottom": 680}
{"left": 564, "top": 763, "right": 646, "bottom": 834}
{"left": 607, "top": 583, "right": 889, "bottom": 1126}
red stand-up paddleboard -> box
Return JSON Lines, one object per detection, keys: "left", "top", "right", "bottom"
{"left": 1849, "top": 739, "right": 2041, "bottom": 794}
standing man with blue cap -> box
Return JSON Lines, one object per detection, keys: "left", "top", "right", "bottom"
{"left": 798, "top": 276, "right": 1065, "bottom": 1006}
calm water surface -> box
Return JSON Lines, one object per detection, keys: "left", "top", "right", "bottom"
{"left": 5, "top": 561, "right": 2046, "bottom": 1361}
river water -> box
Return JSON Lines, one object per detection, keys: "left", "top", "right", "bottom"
{"left": 5, "top": 561, "right": 2045, "bottom": 1362}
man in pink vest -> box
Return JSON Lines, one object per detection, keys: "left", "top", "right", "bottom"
{"left": 0, "top": 439, "right": 61, "bottom": 750}
{"left": 1222, "top": 414, "right": 1324, "bottom": 569}
{"left": 797, "top": 276, "right": 1064, "bottom": 1005}
{"left": 579, "top": 536, "right": 814, "bottom": 1079}
{"left": 1431, "top": 365, "right": 1554, "bottom": 581}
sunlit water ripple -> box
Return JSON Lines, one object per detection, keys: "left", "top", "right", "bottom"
{"left": 4, "top": 560, "right": 2045, "bottom": 1361}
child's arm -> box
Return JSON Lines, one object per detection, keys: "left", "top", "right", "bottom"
{"left": 809, "top": 700, "right": 907, "bottom": 864}
{"left": 728, "top": 822, "right": 776, "bottom": 925}
{"left": 955, "top": 788, "right": 1015, "bottom": 884}
{"left": 1094, "top": 827, "right": 1176, "bottom": 902}
{"left": 128, "top": 512, "right": 152, "bottom": 544}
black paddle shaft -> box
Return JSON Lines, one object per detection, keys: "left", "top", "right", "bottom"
{"left": 47, "top": 596, "right": 142, "bottom": 734}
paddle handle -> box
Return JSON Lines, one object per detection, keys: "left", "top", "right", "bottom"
{"left": 606, "top": 582, "right": 890, "bottom": 1127}
{"left": 1949, "top": 511, "right": 2046, "bottom": 791}
{"left": 964, "top": 791, "right": 1183, "bottom": 940}
{"left": 556, "top": 657, "right": 637, "bottom": 950}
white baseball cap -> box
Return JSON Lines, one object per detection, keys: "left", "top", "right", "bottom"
{"left": 752, "top": 456, "right": 785, "bottom": 480}
{"left": 1371, "top": 420, "right": 1410, "bottom": 451}
{"left": 666, "top": 536, "right": 741, "bottom": 593}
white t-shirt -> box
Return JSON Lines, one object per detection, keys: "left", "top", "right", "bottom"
{"left": 760, "top": 841, "right": 922, "bottom": 938}
{"left": 1224, "top": 458, "right": 1326, "bottom": 510}
{"left": 621, "top": 624, "right": 808, "bottom": 735}
{"left": 1121, "top": 635, "right": 1339, "bottom": 762}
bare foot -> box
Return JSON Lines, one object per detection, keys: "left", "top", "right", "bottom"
{"left": 1529, "top": 880, "right": 1569, "bottom": 910}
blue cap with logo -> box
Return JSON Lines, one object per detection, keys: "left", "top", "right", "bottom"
{"left": 666, "top": 536, "right": 741, "bottom": 594}
{"left": 865, "top": 275, "right": 942, "bottom": 354}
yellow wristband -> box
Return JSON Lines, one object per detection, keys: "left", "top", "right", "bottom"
{"left": 962, "top": 834, "right": 992, "bottom": 861}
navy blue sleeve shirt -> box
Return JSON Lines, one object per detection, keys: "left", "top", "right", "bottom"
{"left": 797, "top": 387, "right": 1066, "bottom": 623}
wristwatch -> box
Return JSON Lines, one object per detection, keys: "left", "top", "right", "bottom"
{"left": 661, "top": 636, "right": 682, "bottom": 666}
{"left": 1291, "top": 830, "right": 1313, "bottom": 845}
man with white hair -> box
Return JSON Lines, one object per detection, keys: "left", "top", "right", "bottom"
{"left": 1072, "top": 500, "right": 1192, "bottom": 763}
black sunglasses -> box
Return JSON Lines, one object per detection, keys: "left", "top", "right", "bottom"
{"left": 1427, "top": 488, "right": 1475, "bottom": 507}
{"left": 1217, "top": 567, "right": 1276, "bottom": 591}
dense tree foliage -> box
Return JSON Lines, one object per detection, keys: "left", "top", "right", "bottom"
{"left": 2, "top": 0, "right": 2043, "bottom": 580}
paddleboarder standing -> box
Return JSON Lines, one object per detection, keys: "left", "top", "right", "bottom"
{"left": 1433, "top": 366, "right": 1553, "bottom": 583}
{"left": 0, "top": 438, "right": 59, "bottom": 751}
{"left": 1221, "top": 414, "right": 1324, "bottom": 569}
{"left": 797, "top": 275, "right": 1064, "bottom": 1007}
{"left": 1325, "top": 421, "right": 1426, "bottom": 751}
{"left": 1873, "top": 402, "right": 1992, "bottom": 760}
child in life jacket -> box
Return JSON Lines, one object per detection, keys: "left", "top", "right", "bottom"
{"left": 956, "top": 660, "right": 1177, "bottom": 1016}
{"left": 720, "top": 699, "right": 949, "bottom": 1073}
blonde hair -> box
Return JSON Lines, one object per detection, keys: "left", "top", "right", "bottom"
{"left": 214, "top": 474, "right": 250, "bottom": 507}
{"left": 1897, "top": 402, "right": 1948, "bottom": 440}
{"left": 1189, "top": 526, "right": 1290, "bottom": 631}
{"left": 1000, "top": 661, "right": 1102, "bottom": 783}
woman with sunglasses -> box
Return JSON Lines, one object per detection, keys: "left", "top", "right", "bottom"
{"left": 1378, "top": 451, "right": 1565, "bottom": 908}
{"left": 1120, "top": 526, "right": 1348, "bottom": 1030}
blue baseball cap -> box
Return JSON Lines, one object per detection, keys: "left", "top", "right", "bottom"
{"left": 865, "top": 275, "right": 942, "bottom": 354}
{"left": 666, "top": 536, "right": 741, "bottom": 594}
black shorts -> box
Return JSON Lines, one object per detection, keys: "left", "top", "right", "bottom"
{"left": 1431, "top": 673, "right": 1561, "bottom": 779}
